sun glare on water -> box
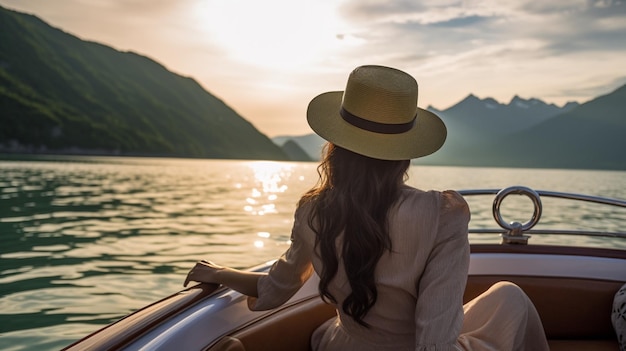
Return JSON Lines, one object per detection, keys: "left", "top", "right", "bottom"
{"left": 242, "top": 161, "right": 295, "bottom": 217}
{"left": 192, "top": 0, "right": 349, "bottom": 69}
{"left": 248, "top": 161, "right": 292, "bottom": 194}
{"left": 243, "top": 161, "right": 299, "bottom": 249}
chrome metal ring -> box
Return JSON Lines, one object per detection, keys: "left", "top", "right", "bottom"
{"left": 492, "top": 186, "right": 542, "bottom": 231}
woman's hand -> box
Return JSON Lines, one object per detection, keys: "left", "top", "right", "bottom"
{"left": 183, "top": 260, "right": 263, "bottom": 296}
{"left": 183, "top": 260, "right": 224, "bottom": 287}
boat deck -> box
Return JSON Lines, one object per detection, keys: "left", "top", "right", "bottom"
{"left": 62, "top": 187, "right": 626, "bottom": 351}
{"left": 210, "top": 245, "right": 624, "bottom": 351}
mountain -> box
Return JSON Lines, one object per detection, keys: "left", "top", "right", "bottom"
{"left": 467, "top": 84, "right": 626, "bottom": 169}
{"left": 276, "top": 86, "right": 625, "bottom": 170}
{"left": 419, "top": 94, "right": 578, "bottom": 166}
{"left": 279, "top": 139, "right": 313, "bottom": 162}
{"left": 276, "top": 94, "right": 581, "bottom": 163}
{"left": 418, "top": 85, "right": 626, "bottom": 169}
{"left": 0, "top": 6, "right": 288, "bottom": 160}
{"left": 273, "top": 133, "right": 326, "bottom": 161}
{"left": 428, "top": 94, "right": 578, "bottom": 137}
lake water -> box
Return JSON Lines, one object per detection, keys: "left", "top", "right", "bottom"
{"left": 1, "top": 156, "right": 625, "bottom": 350}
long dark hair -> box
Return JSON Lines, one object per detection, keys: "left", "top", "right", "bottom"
{"left": 298, "top": 143, "right": 410, "bottom": 327}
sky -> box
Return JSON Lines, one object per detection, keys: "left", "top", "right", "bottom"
{"left": 2, "top": 0, "right": 626, "bottom": 137}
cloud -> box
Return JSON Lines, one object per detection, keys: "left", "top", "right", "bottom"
{"left": 427, "top": 15, "right": 492, "bottom": 28}
{"left": 334, "top": 0, "right": 626, "bottom": 69}
{"left": 514, "top": 0, "right": 626, "bottom": 56}
{"left": 520, "top": 0, "right": 626, "bottom": 16}
{"left": 338, "top": 0, "right": 432, "bottom": 23}
{"left": 1, "top": 0, "right": 625, "bottom": 135}
{"left": 560, "top": 75, "right": 626, "bottom": 99}
{"left": 96, "top": 0, "right": 185, "bottom": 15}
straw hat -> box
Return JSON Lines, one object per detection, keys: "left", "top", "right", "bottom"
{"left": 307, "top": 65, "right": 446, "bottom": 160}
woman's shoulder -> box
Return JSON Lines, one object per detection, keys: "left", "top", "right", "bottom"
{"left": 400, "top": 187, "right": 469, "bottom": 215}
{"left": 439, "top": 190, "right": 469, "bottom": 212}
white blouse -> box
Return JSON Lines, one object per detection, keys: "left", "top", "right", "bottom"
{"left": 248, "top": 187, "right": 471, "bottom": 351}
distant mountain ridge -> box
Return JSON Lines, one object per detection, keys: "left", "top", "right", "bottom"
{"left": 459, "top": 84, "right": 626, "bottom": 170}
{"left": 273, "top": 133, "right": 326, "bottom": 160}
{"left": 428, "top": 94, "right": 579, "bottom": 136}
{"left": 274, "top": 87, "right": 626, "bottom": 170}
{"left": 273, "top": 94, "right": 579, "bottom": 161}
{"left": 0, "top": 6, "right": 288, "bottom": 160}
{"left": 280, "top": 139, "right": 312, "bottom": 161}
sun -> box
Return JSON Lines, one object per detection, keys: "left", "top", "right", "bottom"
{"left": 192, "top": 0, "right": 346, "bottom": 69}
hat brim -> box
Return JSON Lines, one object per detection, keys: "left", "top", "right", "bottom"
{"left": 307, "top": 91, "right": 447, "bottom": 160}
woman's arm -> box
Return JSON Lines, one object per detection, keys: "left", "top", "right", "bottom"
{"left": 414, "top": 190, "right": 470, "bottom": 349}
{"left": 184, "top": 260, "right": 266, "bottom": 297}
{"left": 185, "top": 205, "right": 315, "bottom": 309}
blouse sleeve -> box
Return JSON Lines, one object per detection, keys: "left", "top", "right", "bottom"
{"left": 414, "top": 190, "right": 470, "bottom": 351}
{"left": 247, "top": 206, "right": 315, "bottom": 311}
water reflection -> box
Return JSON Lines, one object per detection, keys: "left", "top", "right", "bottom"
{"left": 0, "top": 157, "right": 625, "bottom": 351}
{"left": 0, "top": 158, "right": 318, "bottom": 350}
{"left": 243, "top": 161, "right": 301, "bottom": 248}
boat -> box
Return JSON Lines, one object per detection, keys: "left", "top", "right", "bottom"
{"left": 62, "top": 185, "right": 626, "bottom": 351}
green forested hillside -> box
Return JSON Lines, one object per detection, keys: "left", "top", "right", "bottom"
{"left": 0, "top": 6, "right": 288, "bottom": 160}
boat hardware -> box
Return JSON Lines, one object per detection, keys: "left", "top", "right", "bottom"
{"left": 493, "top": 186, "right": 542, "bottom": 245}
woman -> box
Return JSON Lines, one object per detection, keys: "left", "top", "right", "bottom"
{"left": 185, "top": 65, "right": 550, "bottom": 351}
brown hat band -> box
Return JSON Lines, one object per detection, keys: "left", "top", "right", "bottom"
{"left": 340, "top": 108, "right": 417, "bottom": 135}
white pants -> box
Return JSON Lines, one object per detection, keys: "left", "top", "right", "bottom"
{"left": 457, "top": 281, "right": 550, "bottom": 351}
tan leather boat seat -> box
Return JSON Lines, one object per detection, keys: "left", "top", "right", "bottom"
{"left": 465, "top": 275, "right": 621, "bottom": 351}
{"left": 211, "top": 266, "right": 622, "bottom": 350}
{"left": 210, "top": 297, "right": 335, "bottom": 351}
